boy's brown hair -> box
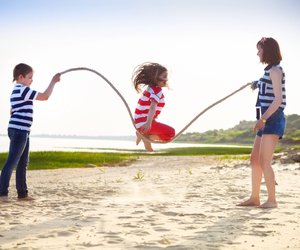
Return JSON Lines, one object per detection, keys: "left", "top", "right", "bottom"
{"left": 13, "top": 63, "right": 33, "bottom": 82}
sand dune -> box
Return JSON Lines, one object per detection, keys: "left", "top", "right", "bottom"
{"left": 0, "top": 156, "right": 299, "bottom": 249}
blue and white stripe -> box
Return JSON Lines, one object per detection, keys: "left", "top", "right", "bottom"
{"left": 8, "top": 84, "right": 38, "bottom": 131}
{"left": 257, "top": 64, "right": 286, "bottom": 109}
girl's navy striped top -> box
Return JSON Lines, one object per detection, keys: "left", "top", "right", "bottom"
{"left": 256, "top": 64, "right": 286, "bottom": 109}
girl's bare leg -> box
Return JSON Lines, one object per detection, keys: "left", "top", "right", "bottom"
{"left": 141, "top": 135, "right": 160, "bottom": 152}
{"left": 238, "top": 136, "right": 262, "bottom": 206}
{"left": 142, "top": 139, "right": 153, "bottom": 152}
{"left": 258, "top": 135, "right": 278, "bottom": 208}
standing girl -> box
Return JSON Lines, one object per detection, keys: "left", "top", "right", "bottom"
{"left": 133, "top": 62, "right": 175, "bottom": 152}
{"left": 0, "top": 63, "right": 60, "bottom": 201}
{"left": 239, "top": 38, "right": 286, "bottom": 208}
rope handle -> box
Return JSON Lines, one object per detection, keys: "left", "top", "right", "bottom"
{"left": 60, "top": 67, "right": 251, "bottom": 144}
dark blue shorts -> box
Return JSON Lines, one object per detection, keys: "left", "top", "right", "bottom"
{"left": 257, "top": 107, "right": 286, "bottom": 139}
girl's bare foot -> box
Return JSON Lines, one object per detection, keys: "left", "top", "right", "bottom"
{"left": 142, "top": 139, "right": 153, "bottom": 152}
{"left": 136, "top": 131, "right": 142, "bottom": 145}
{"left": 237, "top": 197, "right": 260, "bottom": 207}
{"left": 149, "top": 134, "right": 160, "bottom": 142}
{"left": 258, "top": 201, "right": 277, "bottom": 209}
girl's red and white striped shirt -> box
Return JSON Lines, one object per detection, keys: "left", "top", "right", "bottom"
{"left": 134, "top": 86, "right": 165, "bottom": 128}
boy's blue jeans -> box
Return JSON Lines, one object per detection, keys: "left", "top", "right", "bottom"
{"left": 0, "top": 128, "right": 30, "bottom": 198}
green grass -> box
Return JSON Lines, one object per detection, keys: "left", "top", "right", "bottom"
{"left": 218, "top": 155, "right": 250, "bottom": 161}
{"left": 157, "top": 146, "right": 253, "bottom": 156}
{"left": 0, "top": 151, "right": 138, "bottom": 170}
{"left": 158, "top": 145, "right": 285, "bottom": 156}
{"left": 0, "top": 146, "right": 285, "bottom": 170}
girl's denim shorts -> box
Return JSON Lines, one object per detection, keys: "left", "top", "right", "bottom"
{"left": 257, "top": 107, "right": 286, "bottom": 139}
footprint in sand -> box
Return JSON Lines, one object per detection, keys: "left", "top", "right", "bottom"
{"left": 56, "top": 231, "right": 73, "bottom": 237}
{"left": 153, "top": 227, "right": 170, "bottom": 232}
{"left": 37, "top": 233, "right": 56, "bottom": 238}
{"left": 131, "top": 210, "right": 145, "bottom": 215}
{"left": 9, "top": 221, "right": 22, "bottom": 225}
{"left": 161, "top": 211, "right": 179, "bottom": 217}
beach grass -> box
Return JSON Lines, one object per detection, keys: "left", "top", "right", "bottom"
{"left": 0, "top": 151, "right": 138, "bottom": 170}
{"left": 0, "top": 146, "right": 283, "bottom": 170}
{"left": 157, "top": 146, "right": 253, "bottom": 156}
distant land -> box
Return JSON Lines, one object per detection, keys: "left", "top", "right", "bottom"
{"left": 175, "top": 114, "right": 300, "bottom": 145}
{"left": 0, "top": 133, "right": 135, "bottom": 141}
{"left": 30, "top": 134, "right": 136, "bottom": 141}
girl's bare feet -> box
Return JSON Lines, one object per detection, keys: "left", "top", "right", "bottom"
{"left": 136, "top": 131, "right": 142, "bottom": 145}
{"left": 237, "top": 197, "right": 260, "bottom": 207}
{"left": 149, "top": 134, "right": 160, "bottom": 142}
{"left": 258, "top": 201, "right": 277, "bottom": 209}
{"left": 142, "top": 139, "right": 153, "bottom": 152}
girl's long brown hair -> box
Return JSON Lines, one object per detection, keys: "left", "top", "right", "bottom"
{"left": 132, "top": 62, "right": 167, "bottom": 93}
{"left": 257, "top": 37, "right": 282, "bottom": 65}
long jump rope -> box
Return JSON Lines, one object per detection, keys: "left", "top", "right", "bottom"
{"left": 60, "top": 67, "right": 251, "bottom": 144}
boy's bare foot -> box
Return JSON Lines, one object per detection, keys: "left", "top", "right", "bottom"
{"left": 0, "top": 196, "right": 9, "bottom": 202}
{"left": 237, "top": 198, "right": 260, "bottom": 207}
{"left": 136, "top": 131, "right": 142, "bottom": 145}
{"left": 258, "top": 201, "right": 277, "bottom": 209}
{"left": 18, "top": 196, "right": 35, "bottom": 201}
{"left": 142, "top": 139, "right": 153, "bottom": 152}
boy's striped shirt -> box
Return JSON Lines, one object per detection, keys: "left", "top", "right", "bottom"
{"left": 8, "top": 83, "right": 38, "bottom": 131}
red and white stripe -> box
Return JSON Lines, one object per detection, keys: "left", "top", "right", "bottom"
{"left": 134, "top": 86, "right": 165, "bottom": 128}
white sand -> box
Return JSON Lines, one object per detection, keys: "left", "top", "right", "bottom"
{"left": 0, "top": 156, "right": 299, "bottom": 250}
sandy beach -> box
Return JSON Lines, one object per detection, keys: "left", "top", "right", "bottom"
{"left": 0, "top": 156, "right": 299, "bottom": 250}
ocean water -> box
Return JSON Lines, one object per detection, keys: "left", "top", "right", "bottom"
{"left": 0, "top": 135, "right": 245, "bottom": 153}
{"left": 0, "top": 135, "right": 197, "bottom": 152}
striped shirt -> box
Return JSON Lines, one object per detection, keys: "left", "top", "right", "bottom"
{"left": 134, "top": 86, "right": 165, "bottom": 128}
{"left": 8, "top": 83, "right": 38, "bottom": 131}
{"left": 256, "top": 64, "right": 286, "bottom": 109}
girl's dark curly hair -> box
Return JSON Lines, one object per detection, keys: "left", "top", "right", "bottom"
{"left": 132, "top": 62, "right": 167, "bottom": 93}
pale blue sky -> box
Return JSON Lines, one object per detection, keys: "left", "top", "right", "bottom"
{"left": 0, "top": 0, "right": 299, "bottom": 136}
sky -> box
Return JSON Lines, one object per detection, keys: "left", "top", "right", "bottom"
{"left": 0, "top": 0, "right": 299, "bottom": 137}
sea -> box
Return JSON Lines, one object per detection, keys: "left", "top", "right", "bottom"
{"left": 0, "top": 135, "right": 246, "bottom": 153}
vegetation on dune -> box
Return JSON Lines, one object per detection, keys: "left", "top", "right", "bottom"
{"left": 158, "top": 146, "right": 253, "bottom": 156}
{"left": 175, "top": 114, "right": 300, "bottom": 145}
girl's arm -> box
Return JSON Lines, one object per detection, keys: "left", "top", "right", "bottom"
{"left": 36, "top": 73, "right": 60, "bottom": 101}
{"left": 139, "top": 100, "right": 157, "bottom": 133}
{"left": 254, "top": 67, "right": 283, "bottom": 131}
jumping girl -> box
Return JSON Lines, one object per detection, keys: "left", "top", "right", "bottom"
{"left": 132, "top": 62, "right": 175, "bottom": 152}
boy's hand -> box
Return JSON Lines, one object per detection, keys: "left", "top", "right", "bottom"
{"left": 51, "top": 73, "right": 61, "bottom": 84}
